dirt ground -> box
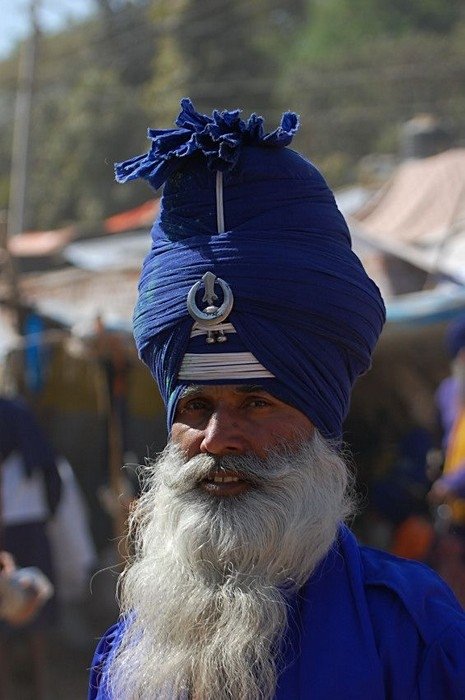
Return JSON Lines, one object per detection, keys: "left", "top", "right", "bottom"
{"left": 8, "top": 633, "right": 94, "bottom": 700}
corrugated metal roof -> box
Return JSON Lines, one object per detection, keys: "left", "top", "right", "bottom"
{"left": 6, "top": 199, "right": 158, "bottom": 259}
{"left": 19, "top": 267, "right": 139, "bottom": 333}
{"left": 104, "top": 199, "right": 160, "bottom": 234}
{"left": 63, "top": 231, "right": 149, "bottom": 271}
{"left": 350, "top": 149, "right": 465, "bottom": 283}
{"left": 8, "top": 227, "right": 77, "bottom": 257}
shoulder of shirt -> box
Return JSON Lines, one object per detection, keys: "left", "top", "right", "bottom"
{"left": 89, "top": 620, "right": 127, "bottom": 699}
{"left": 359, "top": 544, "right": 465, "bottom": 646}
{"left": 91, "top": 620, "right": 127, "bottom": 674}
{"left": 95, "top": 619, "right": 126, "bottom": 657}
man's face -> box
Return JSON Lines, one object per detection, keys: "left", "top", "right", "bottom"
{"left": 109, "top": 389, "right": 351, "bottom": 699}
{"left": 171, "top": 384, "right": 315, "bottom": 497}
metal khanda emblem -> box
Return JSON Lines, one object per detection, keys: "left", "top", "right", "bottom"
{"left": 187, "top": 271, "right": 234, "bottom": 343}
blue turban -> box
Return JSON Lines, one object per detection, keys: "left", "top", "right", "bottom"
{"left": 116, "top": 99, "right": 385, "bottom": 439}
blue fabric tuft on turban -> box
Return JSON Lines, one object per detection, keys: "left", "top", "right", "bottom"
{"left": 115, "top": 99, "right": 386, "bottom": 439}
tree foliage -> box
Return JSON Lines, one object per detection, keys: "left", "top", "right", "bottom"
{"left": 279, "top": 1, "right": 465, "bottom": 184}
{"left": 298, "top": 0, "right": 462, "bottom": 59}
{"left": 0, "top": 0, "right": 464, "bottom": 228}
{"left": 29, "top": 69, "right": 151, "bottom": 228}
{"left": 1, "top": 1, "right": 155, "bottom": 230}
{"left": 145, "top": 0, "right": 307, "bottom": 125}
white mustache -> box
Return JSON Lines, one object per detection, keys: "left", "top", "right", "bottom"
{"left": 160, "top": 449, "right": 296, "bottom": 493}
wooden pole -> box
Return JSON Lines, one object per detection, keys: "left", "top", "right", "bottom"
{"left": 7, "top": 0, "right": 40, "bottom": 240}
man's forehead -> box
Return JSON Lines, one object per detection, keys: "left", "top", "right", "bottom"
{"left": 179, "top": 384, "right": 271, "bottom": 399}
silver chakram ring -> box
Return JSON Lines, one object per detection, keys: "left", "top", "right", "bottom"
{"left": 186, "top": 271, "right": 234, "bottom": 328}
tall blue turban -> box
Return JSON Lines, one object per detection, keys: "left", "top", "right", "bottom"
{"left": 116, "top": 99, "right": 386, "bottom": 440}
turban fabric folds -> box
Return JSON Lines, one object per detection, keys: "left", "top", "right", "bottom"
{"left": 116, "top": 99, "right": 386, "bottom": 439}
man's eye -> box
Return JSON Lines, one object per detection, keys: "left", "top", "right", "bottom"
{"left": 246, "top": 397, "right": 270, "bottom": 409}
{"left": 181, "top": 399, "right": 209, "bottom": 412}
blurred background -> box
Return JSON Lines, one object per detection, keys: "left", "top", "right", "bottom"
{"left": 1, "top": 0, "right": 465, "bottom": 697}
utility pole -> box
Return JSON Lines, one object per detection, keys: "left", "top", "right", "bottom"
{"left": 7, "top": 0, "right": 40, "bottom": 238}
{"left": 4, "top": 0, "right": 40, "bottom": 328}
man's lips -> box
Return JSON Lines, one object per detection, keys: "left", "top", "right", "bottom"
{"left": 199, "top": 469, "right": 251, "bottom": 497}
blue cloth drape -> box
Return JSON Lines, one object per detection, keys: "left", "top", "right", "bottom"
{"left": 88, "top": 527, "right": 465, "bottom": 699}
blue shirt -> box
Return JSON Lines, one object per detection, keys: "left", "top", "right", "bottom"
{"left": 89, "top": 527, "right": 465, "bottom": 699}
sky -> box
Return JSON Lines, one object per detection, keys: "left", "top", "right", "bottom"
{"left": 0, "top": 0, "right": 95, "bottom": 58}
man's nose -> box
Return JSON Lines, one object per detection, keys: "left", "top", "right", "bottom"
{"left": 199, "top": 408, "right": 247, "bottom": 456}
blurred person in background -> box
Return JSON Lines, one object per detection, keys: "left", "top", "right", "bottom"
{"left": 366, "top": 366, "right": 438, "bottom": 562}
{"left": 89, "top": 100, "right": 465, "bottom": 699}
{"left": 0, "top": 396, "right": 61, "bottom": 700}
{"left": 432, "top": 314, "right": 465, "bottom": 506}
{"left": 0, "top": 550, "right": 52, "bottom": 628}
{"left": 428, "top": 315, "right": 465, "bottom": 605}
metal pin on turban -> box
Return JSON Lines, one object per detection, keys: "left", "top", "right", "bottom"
{"left": 216, "top": 171, "right": 225, "bottom": 234}
{"left": 185, "top": 171, "right": 233, "bottom": 343}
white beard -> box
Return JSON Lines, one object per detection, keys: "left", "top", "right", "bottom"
{"left": 107, "top": 432, "right": 356, "bottom": 700}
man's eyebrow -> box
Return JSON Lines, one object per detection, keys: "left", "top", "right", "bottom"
{"left": 179, "top": 385, "right": 203, "bottom": 399}
{"left": 233, "top": 384, "right": 268, "bottom": 394}
{"left": 179, "top": 384, "right": 269, "bottom": 399}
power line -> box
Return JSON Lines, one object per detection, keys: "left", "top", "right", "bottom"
{"left": 2, "top": 0, "right": 464, "bottom": 93}
{"left": 1, "top": 44, "right": 463, "bottom": 94}
{"left": 1, "top": 0, "right": 284, "bottom": 70}
{"left": 0, "top": 3, "right": 463, "bottom": 131}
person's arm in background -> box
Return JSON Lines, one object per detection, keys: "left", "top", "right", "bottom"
{"left": 429, "top": 465, "right": 465, "bottom": 502}
{"left": 0, "top": 551, "right": 53, "bottom": 626}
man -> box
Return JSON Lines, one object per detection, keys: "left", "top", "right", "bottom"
{"left": 89, "top": 100, "right": 465, "bottom": 699}
{"left": 0, "top": 396, "right": 61, "bottom": 699}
